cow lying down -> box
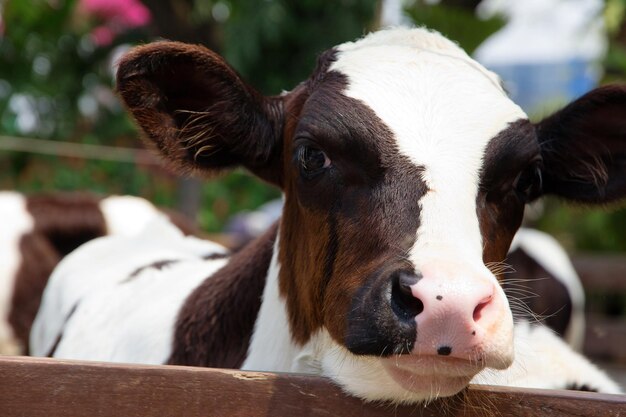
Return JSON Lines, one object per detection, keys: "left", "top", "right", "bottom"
{"left": 0, "top": 191, "right": 196, "bottom": 355}
{"left": 32, "top": 27, "right": 626, "bottom": 404}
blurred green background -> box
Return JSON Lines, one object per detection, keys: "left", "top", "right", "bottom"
{"left": 1, "top": 0, "right": 625, "bottom": 251}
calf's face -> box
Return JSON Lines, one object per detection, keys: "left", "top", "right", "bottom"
{"left": 278, "top": 41, "right": 532, "bottom": 385}
{"left": 117, "top": 28, "right": 626, "bottom": 403}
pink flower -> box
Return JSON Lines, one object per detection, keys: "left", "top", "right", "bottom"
{"left": 91, "top": 25, "right": 115, "bottom": 46}
{"left": 80, "top": 0, "right": 151, "bottom": 46}
{"left": 81, "top": 0, "right": 151, "bottom": 27}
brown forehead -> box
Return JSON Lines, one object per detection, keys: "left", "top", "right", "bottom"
{"left": 282, "top": 48, "right": 340, "bottom": 141}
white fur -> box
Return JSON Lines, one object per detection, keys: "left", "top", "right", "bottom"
{"left": 509, "top": 228, "right": 586, "bottom": 350}
{"left": 0, "top": 193, "right": 187, "bottom": 354}
{"left": 99, "top": 195, "right": 162, "bottom": 236}
{"left": 242, "top": 236, "right": 320, "bottom": 374}
{"left": 472, "top": 322, "right": 622, "bottom": 394}
{"left": 30, "top": 217, "right": 227, "bottom": 359}
{"left": 331, "top": 28, "right": 523, "bottom": 266}
{"left": 0, "top": 191, "right": 34, "bottom": 353}
{"left": 317, "top": 330, "right": 470, "bottom": 404}
{"left": 50, "top": 258, "right": 228, "bottom": 363}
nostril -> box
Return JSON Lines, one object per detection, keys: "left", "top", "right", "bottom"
{"left": 391, "top": 270, "right": 424, "bottom": 320}
{"left": 398, "top": 271, "right": 419, "bottom": 296}
{"left": 472, "top": 294, "right": 493, "bottom": 322}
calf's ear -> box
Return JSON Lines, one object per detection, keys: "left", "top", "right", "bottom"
{"left": 116, "top": 42, "right": 284, "bottom": 186}
{"left": 536, "top": 85, "right": 626, "bottom": 204}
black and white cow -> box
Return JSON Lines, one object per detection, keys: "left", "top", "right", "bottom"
{"left": 31, "top": 28, "right": 625, "bottom": 403}
{"left": 506, "top": 227, "right": 586, "bottom": 351}
{"left": 0, "top": 191, "right": 196, "bottom": 354}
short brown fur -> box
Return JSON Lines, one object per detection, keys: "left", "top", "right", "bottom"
{"left": 167, "top": 223, "right": 277, "bottom": 368}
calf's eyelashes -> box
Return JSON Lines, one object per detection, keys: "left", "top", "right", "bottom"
{"left": 294, "top": 143, "right": 332, "bottom": 179}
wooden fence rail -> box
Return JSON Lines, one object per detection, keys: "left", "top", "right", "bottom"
{"left": 0, "top": 356, "right": 624, "bottom": 417}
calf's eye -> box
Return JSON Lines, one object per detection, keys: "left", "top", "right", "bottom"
{"left": 297, "top": 145, "right": 331, "bottom": 178}
{"left": 514, "top": 163, "right": 542, "bottom": 202}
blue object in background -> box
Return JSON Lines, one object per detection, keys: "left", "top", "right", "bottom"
{"left": 487, "top": 59, "right": 599, "bottom": 115}
{"left": 473, "top": 0, "right": 606, "bottom": 116}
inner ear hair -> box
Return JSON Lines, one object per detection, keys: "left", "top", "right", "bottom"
{"left": 535, "top": 84, "right": 626, "bottom": 204}
{"left": 116, "top": 41, "right": 284, "bottom": 184}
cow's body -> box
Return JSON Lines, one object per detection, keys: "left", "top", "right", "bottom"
{"left": 0, "top": 191, "right": 196, "bottom": 354}
{"left": 31, "top": 27, "right": 626, "bottom": 403}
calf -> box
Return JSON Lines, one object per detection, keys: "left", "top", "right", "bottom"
{"left": 0, "top": 191, "right": 196, "bottom": 354}
{"left": 31, "top": 28, "right": 626, "bottom": 403}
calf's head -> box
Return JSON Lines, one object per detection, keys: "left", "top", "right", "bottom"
{"left": 117, "top": 28, "right": 626, "bottom": 403}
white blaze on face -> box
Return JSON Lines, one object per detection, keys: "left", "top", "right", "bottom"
{"left": 331, "top": 28, "right": 527, "bottom": 267}
{"left": 0, "top": 192, "right": 34, "bottom": 352}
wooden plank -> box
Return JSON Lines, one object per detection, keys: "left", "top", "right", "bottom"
{"left": 0, "top": 356, "right": 624, "bottom": 417}
{"left": 572, "top": 254, "right": 626, "bottom": 292}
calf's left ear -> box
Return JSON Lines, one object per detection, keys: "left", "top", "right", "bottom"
{"left": 536, "top": 85, "right": 626, "bottom": 204}
{"left": 116, "top": 42, "right": 284, "bottom": 186}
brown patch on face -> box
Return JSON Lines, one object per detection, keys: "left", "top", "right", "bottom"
{"left": 9, "top": 193, "right": 107, "bottom": 354}
{"left": 277, "top": 66, "right": 427, "bottom": 349}
{"left": 167, "top": 223, "right": 277, "bottom": 368}
{"left": 477, "top": 120, "right": 540, "bottom": 265}
{"left": 505, "top": 248, "right": 572, "bottom": 337}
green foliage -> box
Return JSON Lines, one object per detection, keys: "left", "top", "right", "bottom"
{"left": 199, "top": 170, "right": 281, "bottom": 232}
{"left": 404, "top": 2, "right": 504, "bottom": 54}
{"left": 604, "top": 0, "right": 626, "bottom": 83}
{"left": 0, "top": 0, "right": 140, "bottom": 141}
{"left": 0, "top": 0, "right": 377, "bottom": 232}
{"left": 223, "top": 0, "right": 378, "bottom": 94}
{"left": 0, "top": 0, "right": 174, "bottom": 216}
{"left": 535, "top": 199, "right": 626, "bottom": 253}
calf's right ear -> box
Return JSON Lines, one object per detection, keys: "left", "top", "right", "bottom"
{"left": 536, "top": 85, "right": 626, "bottom": 204}
{"left": 116, "top": 42, "right": 284, "bottom": 186}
